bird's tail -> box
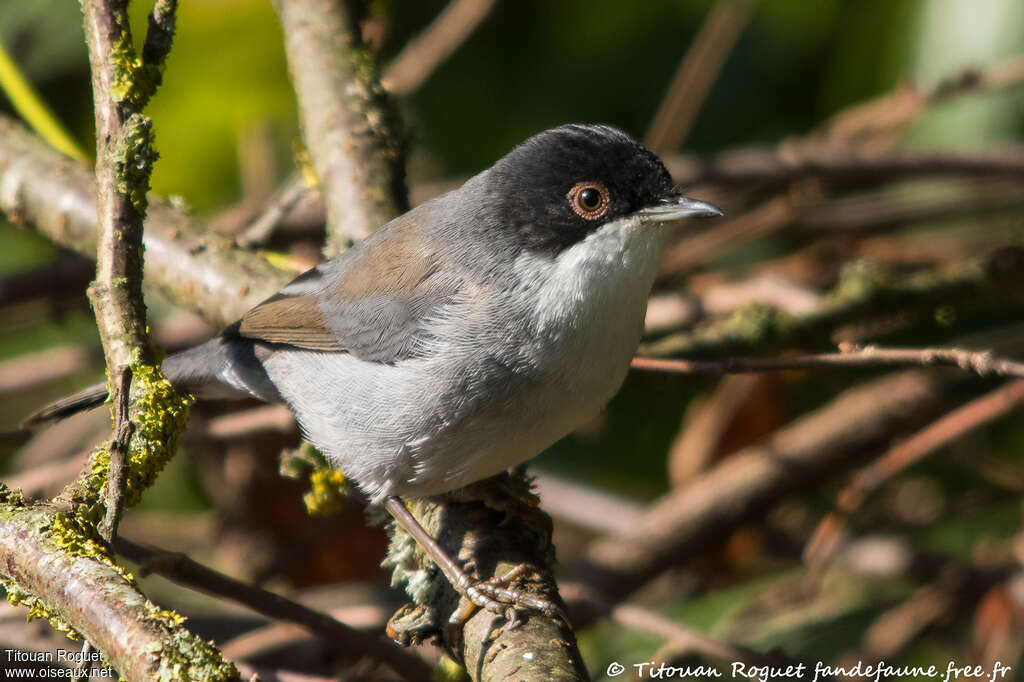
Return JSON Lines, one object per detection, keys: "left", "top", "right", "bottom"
{"left": 21, "top": 337, "right": 280, "bottom": 429}
{"left": 21, "top": 382, "right": 109, "bottom": 428}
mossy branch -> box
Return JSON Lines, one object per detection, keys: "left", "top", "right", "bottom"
{"left": 384, "top": 472, "right": 588, "bottom": 681}
{"left": 0, "top": 2, "right": 238, "bottom": 679}
{"left": 644, "top": 247, "right": 1024, "bottom": 359}
{"left": 0, "top": 495, "right": 237, "bottom": 681}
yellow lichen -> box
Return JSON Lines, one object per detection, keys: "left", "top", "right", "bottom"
{"left": 280, "top": 442, "right": 348, "bottom": 516}
{"left": 303, "top": 467, "right": 348, "bottom": 516}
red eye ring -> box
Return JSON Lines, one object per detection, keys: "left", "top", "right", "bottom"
{"left": 567, "top": 182, "right": 610, "bottom": 220}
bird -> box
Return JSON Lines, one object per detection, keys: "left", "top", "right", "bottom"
{"left": 25, "top": 123, "right": 721, "bottom": 619}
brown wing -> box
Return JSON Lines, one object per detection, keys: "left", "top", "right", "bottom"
{"left": 237, "top": 295, "right": 344, "bottom": 351}
{"left": 231, "top": 210, "right": 462, "bottom": 361}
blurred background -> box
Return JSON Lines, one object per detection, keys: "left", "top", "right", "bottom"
{"left": 1, "top": 0, "right": 1024, "bottom": 679}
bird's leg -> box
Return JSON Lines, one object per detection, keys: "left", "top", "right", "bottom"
{"left": 383, "top": 495, "right": 562, "bottom": 626}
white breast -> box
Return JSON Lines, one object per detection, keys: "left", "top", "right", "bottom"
{"left": 398, "top": 216, "right": 667, "bottom": 495}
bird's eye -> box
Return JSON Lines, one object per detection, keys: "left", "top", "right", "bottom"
{"left": 568, "top": 182, "right": 610, "bottom": 220}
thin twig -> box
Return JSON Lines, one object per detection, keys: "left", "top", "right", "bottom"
{"left": 611, "top": 603, "right": 826, "bottom": 678}
{"left": 668, "top": 145, "right": 1024, "bottom": 188}
{"left": 657, "top": 194, "right": 794, "bottom": 276}
{"left": 631, "top": 344, "right": 1024, "bottom": 379}
{"left": 0, "top": 345, "right": 98, "bottom": 394}
{"left": 141, "top": 0, "right": 177, "bottom": 71}
{"left": 644, "top": 0, "right": 756, "bottom": 154}
{"left": 572, "top": 369, "right": 952, "bottom": 613}
{"left": 825, "top": 52, "right": 1024, "bottom": 142}
{"left": 384, "top": 0, "right": 496, "bottom": 96}
{"left": 0, "top": 115, "right": 290, "bottom": 327}
{"left": 71, "top": 642, "right": 94, "bottom": 682}
{"left": 805, "top": 379, "right": 1024, "bottom": 564}
{"left": 3, "top": 452, "right": 91, "bottom": 500}
{"left": 99, "top": 367, "right": 133, "bottom": 543}
{"left": 113, "top": 537, "right": 432, "bottom": 682}
{"left": 236, "top": 174, "right": 311, "bottom": 248}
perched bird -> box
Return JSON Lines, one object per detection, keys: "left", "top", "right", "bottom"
{"left": 26, "top": 123, "right": 721, "bottom": 617}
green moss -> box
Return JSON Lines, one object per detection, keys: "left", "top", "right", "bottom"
{"left": 111, "top": 114, "right": 159, "bottom": 212}
{"left": 826, "top": 260, "right": 894, "bottom": 305}
{"left": 108, "top": 10, "right": 168, "bottom": 109}
{"left": 5, "top": 357, "right": 196, "bottom": 658}
{"left": 0, "top": 483, "right": 25, "bottom": 507}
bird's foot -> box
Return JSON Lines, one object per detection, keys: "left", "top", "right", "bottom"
{"left": 448, "top": 564, "right": 564, "bottom": 630}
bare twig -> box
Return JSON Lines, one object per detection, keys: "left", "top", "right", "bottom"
{"left": 658, "top": 194, "right": 795, "bottom": 276}
{"left": 0, "top": 252, "right": 94, "bottom": 307}
{"left": 645, "top": 246, "right": 1024, "bottom": 358}
{"left": 667, "top": 374, "right": 767, "bottom": 486}
{"left": 668, "top": 145, "right": 1024, "bottom": 188}
{"left": 3, "top": 452, "right": 91, "bottom": 500}
{"left": 233, "top": 664, "right": 334, "bottom": 682}
{"left": 825, "top": 52, "right": 1024, "bottom": 142}
{"left": 631, "top": 344, "right": 1024, "bottom": 379}
{"left": 645, "top": 0, "right": 756, "bottom": 154}
{"left": 203, "top": 405, "right": 296, "bottom": 440}
{"left": 275, "top": 0, "right": 407, "bottom": 252}
{"left": 384, "top": 0, "right": 496, "bottom": 96}
{"left": 99, "top": 367, "right": 132, "bottom": 543}
{"left": 532, "top": 471, "right": 646, "bottom": 536}
{"left": 805, "top": 379, "right": 1024, "bottom": 564}
{"left": 0, "top": 115, "right": 289, "bottom": 326}
{"left": 573, "top": 369, "right": 951, "bottom": 608}
{"left": 113, "top": 537, "right": 431, "bottom": 682}
{"left": 236, "top": 174, "right": 311, "bottom": 248}
{"left": 611, "top": 603, "right": 819, "bottom": 676}
{"left": 219, "top": 602, "right": 396, "bottom": 661}
{"left": 0, "top": 346, "right": 98, "bottom": 394}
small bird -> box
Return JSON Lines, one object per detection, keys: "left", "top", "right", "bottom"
{"left": 26, "top": 123, "right": 720, "bottom": 617}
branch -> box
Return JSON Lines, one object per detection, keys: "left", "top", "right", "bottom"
{"left": 98, "top": 367, "right": 132, "bottom": 542}
{"left": 645, "top": 246, "right": 1024, "bottom": 358}
{"left": 81, "top": 0, "right": 157, "bottom": 368}
{"left": 825, "top": 52, "right": 1024, "bottom": 141}
{"left": 668, "top": 145, "right": 1024, "bottom": 188}
{"left": 235, "top": 173, "right": 311, "bottom": 248}
{"left": 805, "top": 379, "right": 1024, "bottom": 563}
{"left": 0, "top": 115, "right": 289, "bottom": 327}
{"left": 608, "top": 601, "right": 823, "bottom": 677}
{"left": 385, "top": 475, "right": 588, "bottom": 681}
{"left": 571, "top": 368, "right": 954, "bottom": 610}
{"left": 114, "top": 537, "right": 432, "bottom": 682}
{"left": 275, "top": 0, "right": 407, "bottom": 253}
{"left": 644, "top": 0, "right": 756, "bottom": 154}
{"left": 0, "top": 501, "right": 238, "bottom": 681}
{"left": 631, "top": 344, "right": 1024, "bottom": 379}
{"left": 666, "top": 51, "right": 1024, "bottom": 188}
{"left": 384, "top": 0, "right": 496, "bottom": 96}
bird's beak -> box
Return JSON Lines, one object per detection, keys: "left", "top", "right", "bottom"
{"left": 637, "top": 196, "right": 722, "bottom": 222}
